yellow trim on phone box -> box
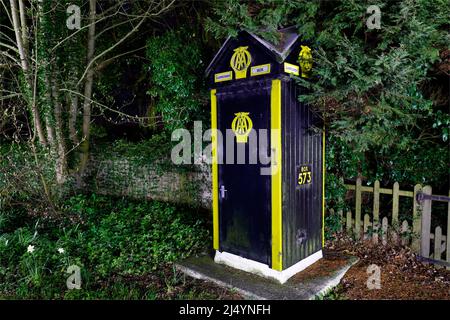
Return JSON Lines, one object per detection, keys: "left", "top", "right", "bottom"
{"left": 270, "top": 79, "right": 283, "bottom": 271}
{"left": 322, "top": 127, "right": 326, "bottom": 247}
{"left": 211, "top": 89, "right": 219, "bottom": 250}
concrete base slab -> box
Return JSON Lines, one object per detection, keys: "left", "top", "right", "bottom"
{"left": 214, "top": 250, "right": 323, "bottom": 284}
{"left": 175, "top": 251, "right": 358, "bottom": 300}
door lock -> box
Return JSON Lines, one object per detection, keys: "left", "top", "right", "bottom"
{"left": 220, "top": 185, "right": 227, "bottom": 199}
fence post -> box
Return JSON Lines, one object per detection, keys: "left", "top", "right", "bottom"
{"left": 434, "top": 226, "right": 442, "bottom": 261}
{"left": 401, "top": 220, "right": 409, "bottom": 246}
{"left": 412, "top": 184, "right": 422, "bottom": 253}
{"left": 355, "top": 177, "right": 362, "bottom": 240}
{"left": 391, "top": 182, "right": 400, "bottom": 244}
{"left": 381, "top": 217, "right": 388, "bottom": 245}
{"left": 420, "top": 186, "right": 432, "bottom": 258}
{"left": 363, "top": 214, "right": 371, "bottom": 240}
{"left": 373, "top": 180, "right": 380, "bottom": 244}
{"left": 392, "top": 182, "right": 399, "bottom": 225}
{"left": 346, "top": 210, "right": 352, "bottom": 234}
{"left": 338, "top": 209, "right": 343, "bottom": 233}
{"left": 447, "top": 190, "right": 450, "bottom": 270}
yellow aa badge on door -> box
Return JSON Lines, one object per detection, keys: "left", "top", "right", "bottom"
{"left": 230, "top": 46, "right": 252, "bottom": 79}
{"left": 231, "top": 112, "right": 253, "bottom": 143}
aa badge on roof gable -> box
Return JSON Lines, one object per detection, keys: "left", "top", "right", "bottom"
{"left": 298, "top": 45, "right": 313, "bottom": 78}
{"left": 230, "top": 46, "right": 252, "bottom": 79}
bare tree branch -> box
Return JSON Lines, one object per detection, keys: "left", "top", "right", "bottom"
{"left": 77, "top": 0, "right": 176, "bottom": 86}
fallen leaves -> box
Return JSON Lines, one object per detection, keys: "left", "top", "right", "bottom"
{"left": 326, "top": 235, "right": 450, "bottom": 300}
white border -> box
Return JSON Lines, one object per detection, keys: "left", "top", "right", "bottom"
{"left": 214, "top": 250, "right": 322, "bottom": 284}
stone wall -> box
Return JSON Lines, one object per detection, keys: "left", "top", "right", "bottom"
{"left": 86, "top": 155, "right": 212, "bottom": 209}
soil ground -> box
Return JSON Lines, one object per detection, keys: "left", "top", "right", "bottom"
{"left": 114, "top": 267, "right": 244, "bottom": 300}
{"left": 325, "top": 236, "right": 450, "bottom": 300}
{"left": 290, "top": 251, "right": 354, "bottom": 284}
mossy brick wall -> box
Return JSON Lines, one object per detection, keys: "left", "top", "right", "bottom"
{"left": 86, "top": 154, "right": 212, "bottom": 209}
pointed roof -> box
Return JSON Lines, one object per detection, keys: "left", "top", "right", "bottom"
{"left": 205, "top": 26, "right": 300, "bottom": 77}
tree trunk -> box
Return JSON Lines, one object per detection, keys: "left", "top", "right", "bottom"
{"left": 45, "top": 117, "right": 56, "bottom": 146}
{"left": 43, "top": 76, "right": 55, "bottom": 146}
{"left": 18, "top": 0, "right": 28, "bottom": 54}
{"left": 79, "top": 0, "right": 97, "bottom": 175}
{"left": 51, "top": 72, "right": 68, "bottom": 184}
{"left": 10, "top": 0, "right": 47, "bottom": 146}
{"left": 69, "top": 91, "right": 80, "bottom": 146}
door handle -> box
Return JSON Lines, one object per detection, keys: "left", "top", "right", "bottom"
{"left": 220, "top": 185, "right": 227, "bottom": 199}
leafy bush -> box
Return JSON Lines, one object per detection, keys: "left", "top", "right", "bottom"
{"left": 69, "top": 196, "right": 208, "bottom": 276}
{"left": 146, "top": 30, "right": 208, "bottom": 132}
{"left": 0, "top": 142, "right": 74, "bottom": 223}
{"left": 0, "top": 194, "right": 210, "bottom": 299}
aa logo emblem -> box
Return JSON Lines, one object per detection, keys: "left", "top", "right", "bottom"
{"left": 230, "top": 46, "right": 252, "bottom": 79}
{"left": 231, "top": 112, "right": 253, "bottom": 143}
{"left": 298, "top": 45, "right": 313, "bottom": 78}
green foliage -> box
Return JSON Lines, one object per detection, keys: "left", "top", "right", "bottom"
{"left": 146, "top": 30, "right": 208, "bottom": 131}
{"left": 315, "top": 286, "right": 346, "bottom": 300}
{"left": 95, "top": 133, "right": 174, "bottom": 168}
{"left": 0, "top": 194, "right": 210, "bottom": 299}
{"left": 206, "top": 0, "right": 319, "bottom": 43}
{"left": 36, "top": 0, "right": 85, "bottom": 129}
{"left": 302, "top": 0, "right": 448, "bottom": 152}
{"left": 65, "top": 195, "right": 208, "bottom": 277}
{"left": 324, "top": 211, "right": 343, "bottom": 241}
{"left": 0, "top": 142, "right": 71, "bottom": 218}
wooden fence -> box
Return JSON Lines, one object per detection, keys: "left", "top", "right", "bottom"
{"left": 332, "top": 178, "right": 449, "bottom": 268}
